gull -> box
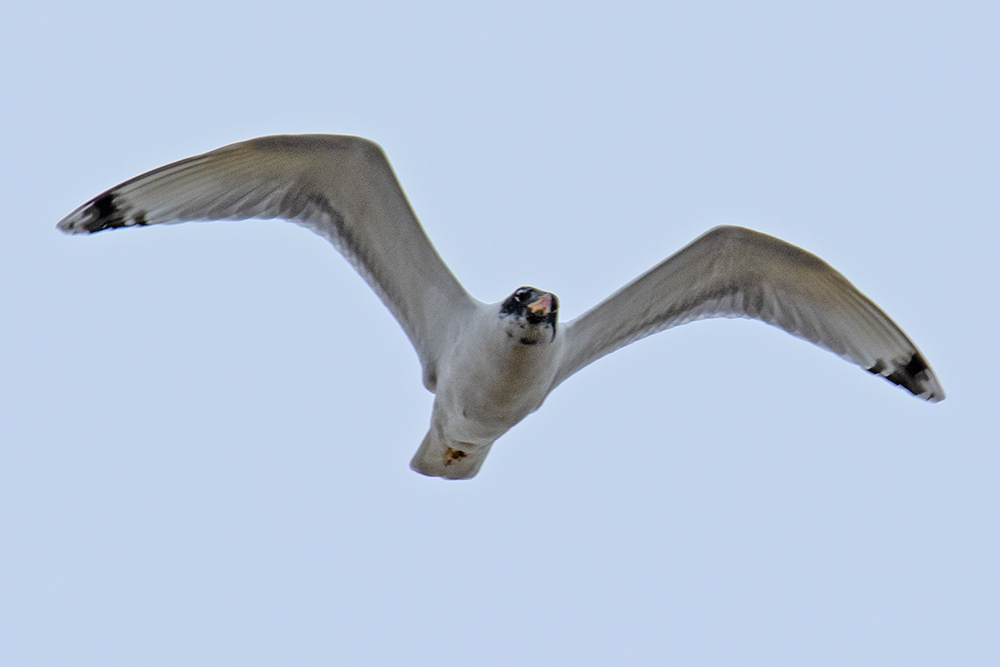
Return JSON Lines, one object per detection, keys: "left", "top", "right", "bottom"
{"left": 58, "top": 134, "right": 944, "bottom": 479}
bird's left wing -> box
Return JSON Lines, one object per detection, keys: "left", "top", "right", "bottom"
{"left": 553, "top": 226, "right": 944, "bottom": 401}
{"left": 58, "top": 134, "right": 474, "bottom": 389}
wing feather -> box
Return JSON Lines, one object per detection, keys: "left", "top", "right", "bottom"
{"left": 58, "top": 134, "right": 474, "bottom": 389}
{"left": 555, "top": 226, "right": 944, "bottom": 401}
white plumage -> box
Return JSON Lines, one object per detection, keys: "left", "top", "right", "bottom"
{"left": 58, "top": 134, "right": 944, "bottom": 479}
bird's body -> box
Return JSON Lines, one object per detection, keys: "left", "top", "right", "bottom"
{"left": 414, "top": 292, "right": 564, "bottom": 478}
{"left": 58, "top": 134, "right": 944, "bottom": 479}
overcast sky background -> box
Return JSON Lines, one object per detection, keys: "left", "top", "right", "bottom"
{"left": 1, "top": 1, "right": 997, "bottom": 665}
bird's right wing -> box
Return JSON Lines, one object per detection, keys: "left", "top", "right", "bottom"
{"left": 58, "top": 134, "right": 475, "bottom": 389}
{"left": 554, "top": 226, "right": 944, "bottom": 401}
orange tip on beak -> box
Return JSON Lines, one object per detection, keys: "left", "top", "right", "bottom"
{"left": 526, "top": 293, "right": 553, "bottom": 316}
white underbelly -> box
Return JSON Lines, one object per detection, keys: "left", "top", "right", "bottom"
{"left": 435, "top": 349, "right": 558, "bottom": 443}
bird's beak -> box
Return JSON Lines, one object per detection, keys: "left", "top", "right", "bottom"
{"left": 526, "top": 293, "right": 553, "bottom": 316}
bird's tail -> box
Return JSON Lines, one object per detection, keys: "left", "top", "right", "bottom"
{"left": 409, "top": 429, "right": 493, "bottom": 480}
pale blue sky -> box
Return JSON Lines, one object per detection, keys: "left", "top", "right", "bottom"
{"left": 1, "top": 1, "right": 997, "bottom": 665}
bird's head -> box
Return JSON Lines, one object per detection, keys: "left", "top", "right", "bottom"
{"left": 499, "top": 286, "right": 559, "bottom": 345}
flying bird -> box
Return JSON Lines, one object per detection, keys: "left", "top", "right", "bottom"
{"left": 58, "top": 134, "right": 944, "bottom": 479}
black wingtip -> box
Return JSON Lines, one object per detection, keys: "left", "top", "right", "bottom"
{"left": 57, "top": 191, "right": 147, "bottom": 234}
{"left": 866, "top": 351, "right": 944, "bottom": 402}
